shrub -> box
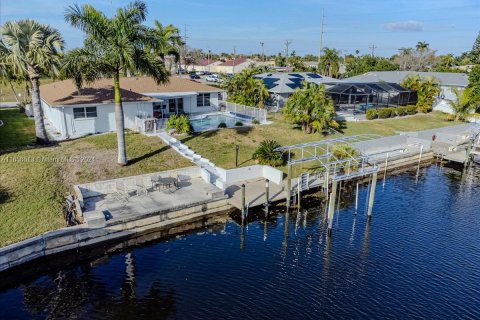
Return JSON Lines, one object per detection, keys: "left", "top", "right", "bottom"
{"left": 252, "top": 140, "right": 285, "bottom": 167}
{"left": 165, "top": 114, "right": 192, "bottom": 134}
{"left": 377, "top": 108, "right": 392, "bottom": 119}
{"left": 396, "top": 106, "right": 407, "bottom": 116}
{"left": 252, "top": 119, "right": 260, "bottom": 125}
{"left": 366, "top": 109, "right": 377, "bottom": 120}
{"left": 445, "top": 114, "right": 456, "bottom": 121}
{"left": 406, "top": 105, "right": 417, "bottom": 115}
{"left": 386, "top": 107, "right": 396, "bottom": 117}
{"left": 235, "top": 121, "right": 243, "bottom": 126}
{"left": 217, "top": 122, "right": 227, "bottom": 128}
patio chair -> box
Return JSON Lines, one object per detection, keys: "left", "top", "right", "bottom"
{"left": 170, "top": 172, "right": 179, "bottom": 189}
{"left": 151, "top": 174, "right": 161, "bottom": 191}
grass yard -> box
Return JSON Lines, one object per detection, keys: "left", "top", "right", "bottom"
{"left": 0, "top": 108, "right": 191, "bottom": 246}
{"left": 182, "top": 111, "right": 457, "bottom": 171}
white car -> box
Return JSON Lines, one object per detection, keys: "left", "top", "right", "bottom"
{"left": 206, "top": 74, "right": 222, "bottom": 82}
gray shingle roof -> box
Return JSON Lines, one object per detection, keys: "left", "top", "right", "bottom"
{"left": 343, "top": 71, "right": 469, "bottom": 87}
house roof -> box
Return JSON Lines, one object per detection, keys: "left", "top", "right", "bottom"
{"left": 193, "top": 59, "right": 219, "bottom": 66}
{"left": 254, "top": 72, "right": 341, "bottom": 93}
{"left": 40, "top": 76, "right": 222, "bottom": 106}
{"left": 344, "top": 71, "right": 469, "bottom": 87}
{"left": 219, "top": 58, "right": 250, "bottom": 66}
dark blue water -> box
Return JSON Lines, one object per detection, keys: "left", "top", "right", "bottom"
{"left": 1, "top": 165, "right": 480, "bottom": 319}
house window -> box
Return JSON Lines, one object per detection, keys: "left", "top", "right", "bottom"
{"left": 168, "top": 98, "right": 184, "bottom": 114}
{"left": 197, "top": 93, "right": 211, "bottom": 107}
{"left": 73, "top": 106, "right": 97, "bottom": 119}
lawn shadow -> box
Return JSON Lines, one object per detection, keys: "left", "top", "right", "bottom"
{"left": 335, "top": 120, "right": 347, "bottom": 134}
{"left": 128, "top": 145, "right": 170, "bottom": 165}
{"left": 179, "top": 130, "right": 219, "bottom": 144}
{"left": 233, "top": 126, "right": 253, "bottom": 136}
{"left": 0, "top": 185, "right": 10, "bottom": 204}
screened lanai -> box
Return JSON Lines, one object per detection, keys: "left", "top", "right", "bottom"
{"left": 327, "top": 82, "right": 417, "bottom": 114}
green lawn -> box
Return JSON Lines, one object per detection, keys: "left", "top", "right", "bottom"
{"left": 182, "top": 111, "right": 456, "bottom": 171}
{"left": 0, "top": 108, "right": 458, "bottom": 247}
{"left": 0, "top": 109, "right": 191, "bottom": 247}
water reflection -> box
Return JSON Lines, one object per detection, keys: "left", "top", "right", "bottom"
{"left": 2, "top": 165, "right": 480, "bottom": 319}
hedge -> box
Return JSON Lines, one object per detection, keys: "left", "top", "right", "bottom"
{"left": 406, "top": 105, "right": 417, "bottom": 115}
{"left": 366, "top": 109, "right": 377, "bottom": 120}
{"left": 396, "top": 106, "right": 407, "bottom": 116}
{"left": 378, "top": 108, "right": 392, "bottom": 119}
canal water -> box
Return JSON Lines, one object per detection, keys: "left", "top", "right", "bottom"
{"left": 1, "top": 165, "right": 480, "bottom": 319}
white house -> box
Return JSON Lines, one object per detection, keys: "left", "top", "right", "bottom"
{"left": 343, "top": 71, "right": 469, "bottom": 114}
{"left": 215, "top": 58, "right": 254, "bottom": 74}
{"left": 190, "top": 59, "right": 222, "bottom": 73}
{"left": 40, "top": 76, "right": 223, "bottom": 139}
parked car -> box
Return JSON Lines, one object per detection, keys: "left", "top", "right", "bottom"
{"left": 206, "top": 74, "right": 222, "bottom": 83}
{"left": 189, "top": 73, "right": 200, "bottom": 79}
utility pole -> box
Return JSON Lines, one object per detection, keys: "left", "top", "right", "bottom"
{"left": 285, "top": 40, "right": 292, "bottom": 70}
{"left": 369, "top": 44, "right": 377, "bottom": 57}
{"left": 233, "top": 46, "right": 236, "bottom": 74}
{"left": 260, "top": 42, "right": 265, "bottom": 62}
{"left": 318, "top": 9, "right": 325, "bottom": 67}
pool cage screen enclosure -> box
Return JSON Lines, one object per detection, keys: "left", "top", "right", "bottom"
{"left": 327, "top": 82, "right": 418, "bottom": 112}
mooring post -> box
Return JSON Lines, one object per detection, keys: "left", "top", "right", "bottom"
{"left": 367, "top": 172, "right": 378, "bottom": 220}
{"left": 265, "top": 179, "right": 270, "bottom": 214}
{"left": 241, "top": 184, "right": 246, "bottom": 217}
{"left": 383, "top": 153, "right": 389, "bottom": 187}
{"left": 297, "top": 179, "right": 301, "bottom": 210}
{"left": 286, "top": 164, "right": 292, "bottom": 208}
{"left": 355, "top": 182, "right": 359, "bottom": 215}
{"left": 337, "top": 180, "right": 342, "bottom": 213}
{"left": 325, "top": 165, "right": 330, "bottom": 195}
{"left": 327, "top": 179, "right": 338, "bottom": 236}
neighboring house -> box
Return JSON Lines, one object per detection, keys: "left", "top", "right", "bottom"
{"left": 254, "top": 72, "right": 340, "bottom": 108}
{"left": 343, "top": 71, "right": 469, "bottom": 114}
{"left": 191, "top": 59, "right": 222, "bottom": 73}
{"left": 40, "top": 76, "right": 223, "bottom": 139}
{"left": 215, "top": 58, "right": 253, "bottom": 74}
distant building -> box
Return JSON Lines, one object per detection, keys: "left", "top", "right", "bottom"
{"left": 191, "top": 59, "right": 222, "bottom": 73}
{"left": 254, "top": 72, "right": 340, "bottom": 108}
{"left": 343, "top": 71, "right": 469, "bottom": 114}
{"left": 216, "top": 58, "right": 253, "bottom": 74}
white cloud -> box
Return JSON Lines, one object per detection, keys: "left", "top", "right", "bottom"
{"left": 384, "top": 20, "right": 424, "bottom": 32}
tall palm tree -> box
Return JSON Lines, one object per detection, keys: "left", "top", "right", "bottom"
{"left": 0, "top": 19, "right": 64, "bottom": 144}
{"left": 151, "top": 21, "right": 184, "bottom": 72}
{"left": 0, "top": 58, "right": 21, "bottom": 103}
{"left": 448, "top": 87, "right": 477, "bottom": 121}
{"left": 318, "top": 48, "right": 341, "bottom": 78}
{"left": 416, "top": 41, "right": 429, "bottom": 52}
{"left": 65, "top": 1, "right": 169, "bottom": 165}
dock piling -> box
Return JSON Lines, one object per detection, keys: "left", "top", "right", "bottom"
{"left": 355, "top": 182, "right": 359, "bottom": 215}
{"left": 383, "top": 153, "right": 389, "bottom": 187}
{"left": 286, "top": 164, "right": 292, "bottom": 208}
{"left": 297, "top": 179, "right": 301, "bottom": 210}
{"left": 241, "top": 184, "right": 246, "bottom": 217}
{"left": 367, "top": 172, "right": 378, "bottom": 220}
{"left": 265, "top": 179, "right": 269, "bottom": 214}
{"left": 327, "top": 179, "right": 338, "bottom": 236}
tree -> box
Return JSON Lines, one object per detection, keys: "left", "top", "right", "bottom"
{"left": 275, "top": 53, "right": 286, "bottom": 67}
{"left": 65, "top": 1, "right": 169, "bottom": 165}
{"left": 318, "top": 47, "right": 341, "bottom": 78}
{"left": 416, "top": 41, "right": 429, "bottom": 51}
{"left": 252, "top": 140, "right": 285, "bottom": 167}
{"left": 401, "top": 74, "right": 440, "bottom": 113}
{"left": 448, "top": 87, "right": 477, "bottom": 121}
{"left": 223, "top": 68, "right": 269, "bottom": 108}
{"left": 470, "top": 31, "right": 480, "bottom": 64}
{"left": 282, "top": 82, "right": 338, "bottom": 134}
{"left": 288, "top": 55, "right": 307, "bottom": 72}
{"left": 345, "top": 55, "right": 398, "bottom": 77}
{"left": 0, "top": 19, "right": 64, "bottom": 144}
{"left": 151, "top": 21, "right": 184, "bottom": 72}
{"left": 0, "top": 57, "right": 21, "bottom": 103}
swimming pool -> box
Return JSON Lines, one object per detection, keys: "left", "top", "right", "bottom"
{"left": 190, "top": 112, "right": 251, "bottom": 132}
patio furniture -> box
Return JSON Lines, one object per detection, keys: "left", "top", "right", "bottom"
{"left": 151, "top": 174, "right": 161, "bottom": 191}
{"left": 158, "top": 177, "right": 177, "bottom": 192}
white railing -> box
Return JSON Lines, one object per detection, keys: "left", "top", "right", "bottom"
{"left": 225, "top": 101, "right": 267, "bottom": 123}
{"left": 135, "top": 116, "right": 166, "bottom": 134}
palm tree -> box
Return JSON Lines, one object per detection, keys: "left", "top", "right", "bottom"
{"left": 401, "top": 74, "right": 440, "bottom": 113}
{"left": 65, "top": 1, "right": 169, "bottom": 165}
{"left": 318, "top": 48, "right": 341, "bottom": 78}
{"left": 0, "top": 19, "right": 64, "bottom": 144}
{"left": 282, "top": 82, "right": 337, "bottom": 134}
{"left": 416, "top": 41, "right": 429, "bottom": 52}
{"left": 448, "top": 87, "right": 477, "bottom": 121}
{"left": 151, "top": 21, "right": 184, "bottom": 72}
{"left": 224, "top": 68, "right": 269, "bottom": 108}
{"left": 0, "top": 58, "right": 21, "bottom": 103}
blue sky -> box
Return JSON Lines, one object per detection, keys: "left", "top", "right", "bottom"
{"left": 1, "top": 0, "right": 479, "bottom": 57}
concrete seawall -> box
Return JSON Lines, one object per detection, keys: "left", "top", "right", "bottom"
{"left": 0, "top": 198, "right": 232, "bottom": 273}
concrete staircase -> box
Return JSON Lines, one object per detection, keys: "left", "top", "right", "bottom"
{"left": 154, "top": 132, "right": 226, "bottom": 189}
